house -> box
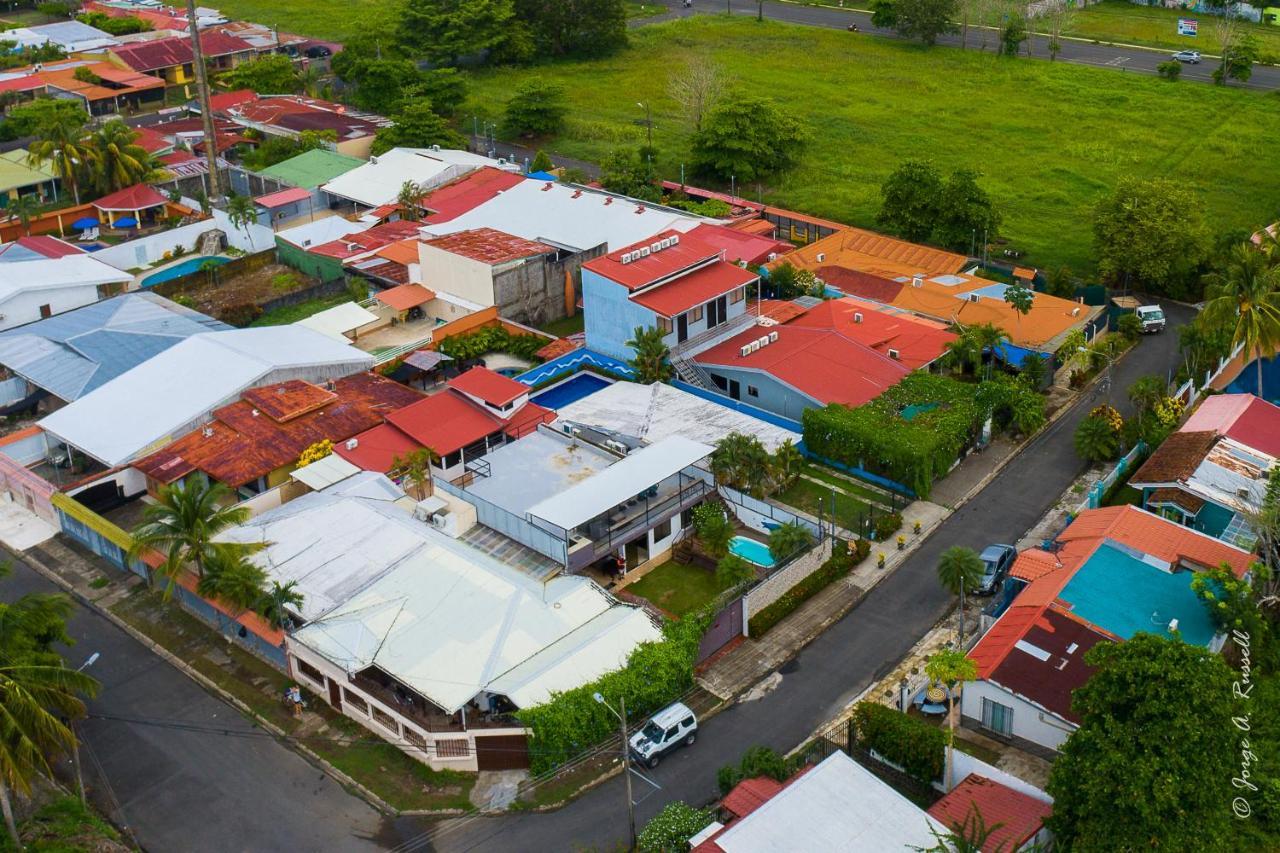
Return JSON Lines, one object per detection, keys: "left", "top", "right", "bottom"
{"left": 7, "top": 21, "right": 119, "bottom": 53}
{"left": 274, "top": 216, "right": 371, "bottom": 281}
{"left": 685, "top": 222, "right": 792, "bottom": 268}
{"left": 0, "top": 150, "right": 57, "bottom": 208}
{"left": 962, "top": 505, "right": 1254, "bottom": 755}
{"left": 131, "top": 372, "right": 424, "bottom": 501}
{"left": 416, "top": 166, "right": 528, "bottom": 225}
{"left": 208, "top": 21, "right": 309, "bottom": 56}
{"left": 926, "top": 774, "right": 1053, "bottom": 852}
{"left": 690, "top": 297, "right": 954, "bottom": 420}
{"left": 0, "top": 254, "right": 131, "bottom": 332}
{"left": 108, "top": 31, "right": 255, "bottom": 89}
{"left": 39, "top": 325, "right": 374, "bottom": 469}
{"left": 0, "top": 235, "right": 82, "bottom": 263}
{"left": 335, "top": 366, "right": 556, "bottom": 481}
{"left": 0, "top": 291, "right": 229, "bottom": 412}
{"left": 90, "top": 183, "right": 172, "bottom": 228}
{"left": 321, "top": 147, "right": 521, "bottom": 209}
{"left": 306, "top": 219, "right": 422, "bottom": 282}
{"left": 253, "top": 147, "right": 364, "bottom": 198}
{"left": 0, "top": 60, "right": 163, "bottom": 117}
{"left": 1130, "top": 393, "right": 1280, "bottom": 547}
{"left": 691, "top": 751, "right": 948, "bottom": 852}
{"left": 216, "top": 471, "right": 661, "bottom": 771}
{"left": 581, "top": 229, "right": 759, "bottom": 363}
{"left": 222, "top": 95, "right": 391, "bottom": 160}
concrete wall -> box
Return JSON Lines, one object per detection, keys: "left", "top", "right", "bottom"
{"left": 743, "top": 538, "right": 832, "bottom": 621}
{"left": 959, "top": 679, "right": 1074, "bottom": 754}
{"left": 276, "top": 239, "right": 346, "bottom": 282}
{"left": 0, "top": 285, "right": 101, "bottom": 332}
{"left": 582, "top": 268, "right": 658, "bottom": 361}
{"left": 701, "top": 364, "right": 820, "bottom": 422}
{"left": 418, "top": 243, "right": 497, "bottom": 307}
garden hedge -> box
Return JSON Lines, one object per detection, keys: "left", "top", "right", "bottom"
{"left": 851, "top": 701, "right": 945, "bottom": 785}
{"left": 437, "top": 325, "right": 548, "bottom": 362}
{"left": 747, "top": 544, "right": 858, "bottom": 637}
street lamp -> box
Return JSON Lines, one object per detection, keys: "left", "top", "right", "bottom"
{"left": 636, "top": 102, "right": 652, "bottom": 149}
{"left": 594, "top": 692, "right": 636, "bottom": 850}
{"left": 71, "top": 652, "right": 100, "bottom": 805}
{"left": 1078, "top": 345, "right": 1114, "bottom": 403}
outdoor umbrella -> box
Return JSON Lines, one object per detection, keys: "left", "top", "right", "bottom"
{"left": 113, "top": 217, "right": 138, "bottom": 228}
{"left": 71, "top": 217, "right": 99, "bottom": 229}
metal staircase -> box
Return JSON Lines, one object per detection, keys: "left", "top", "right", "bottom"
{"left": 667, "top": 312, "right": 758, "bottom": 391}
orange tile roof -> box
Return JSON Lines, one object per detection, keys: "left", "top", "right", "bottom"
{"left": 778, "top": 227, "right": 968, "bottom": 278}
{"left": 376, "top": 238, "right": 421, "bottom": 266}
{"left": 374, "top": 283, "right": 435, "bottom": 311}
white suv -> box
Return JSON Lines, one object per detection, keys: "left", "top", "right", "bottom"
{"left": 629, "top": 702, "right": 697, "bottom": 769}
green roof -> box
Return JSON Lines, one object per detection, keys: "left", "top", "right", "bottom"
{"left": 258, "top": 149, "right": 366, "bottom": 190}
{"left": 0, "top": 150, "right": 55, "bottom": 195}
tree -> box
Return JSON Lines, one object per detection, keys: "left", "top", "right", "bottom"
{"left": 1116, "top": 312, "right": 1142, "bottom": 342}
{"left": 514, "top": 0, "right": 629, "bottom": 59}
{"left": 372, "top": 100, "right": 466, "bottom": 156}
{"left": 1074, "top": 407, "right": 1121, "bottom": 463}
{"left": 36, "top": 0, "right": 73, "bottom": 19}
{"left": 637, "top": 801, "right": 714, "bottom": 853}
{"left": 716, "top": 553, "right": 755, "bottom": 588}
{"left": 769, "top": 440, "right": 804, "bottom": 494}
{"left": 336, "top": 57, "right": 421, "bottom": 114}
{"left": 396, "top": 180, "right": 427, "bottom": 221}
{"left": 502, "top": 78, "right": 568, "bottom": 138}
{"left": 1035, "top": 0, "right": 1075, "bottom": 61}
{"left": 128, "top": 479, "right": 257, "bottom": 595}
{"left": 667, "top": 55, "right": 726, "bottom": 134}
{"left": 924, "top": 647, "right": 977, "bottom": 791}
{"left": 943, "top": 326, "right": 982, "bottom": 377}
{"left": 390, "top": 447, "right": 437, "bottom": 500}
{"left": 225, "top": 193, "right": 257, "bottom": 246}
{"left": 196, "top": 550, "right": 267, "bottom": 615}
{"left": 25, "top": 103, "right": 91, "bottom": 205}
{"left": 4, "top": 193, "right": 40, "bottom": 236}
{"left": 1215, "top": 34, "right": 1259, "bottom": 85}
{"left": 871, "top": 0, "right": 898, "bottom": 27}
{"left": 221, "top": 54, "right": 300, "bottom": 94}
{"left": 626, "top": 325, "right": 672, "bottom": 384}
{"left": 406, "top": 67, "right": 468, "bottom": 117}
{"left": 768, "top": 522, "right": 813, "bottom": 561}
{"left": 1127, "top": 374, "right": 1166, "bottom": 422}
{"left": 1018, "top": 348, "right": 1047, "bottom": 390}
{"left": 598, "top": 148, "right": 660, "bottom": 202}
{"left": 999, "top": 13, "right": 1027, "bottom": 56}
{"left": 529, "top": 149, "right": 554, "bottom": 173}
{"left": 690, "top": 94, "right": 808, "bottom": 182}
{"left": 1002, "top": 282, "right": 1033, "bottom": 329}
{"left": 1046, "top": 635, "right": 1237, "bottom": 850}
{"left": 892, "top": 0, "right": 959, "bottom": 44}
{"left": 85, "top": 119, "right": 152, "bottom": 195}
{"left": 692, "top": 502, "right": 734, "bottom": 559}
{"left": 1044, "top": 265, "right": 1075, "bottom": 298}
{"left": 1093, "top": 177, "right": 1209, "bottom": 298}
{"left": 259, "top": 580, "right": 305, "bottom": 630}
{"left": 1202, "top": 243, "right": 1280, "bottom": 395}
{"left": 710, "top": 432, "right": 771, "bottom": 495}
{"left": 717, "top": 744, "right": 791, "bottom": 794}
{"left": 876, "top": 160, "right": 943, "bottom": 244}
{"left": 970, "top": 322, "right": 1007, "bottom": 381}
{"left": 933, "top": 168, "right": 1001, "bottom": 254}
{"left": 936, "top": 546, "right": 983, "bottom": 645}
{"left": 398, "top": 0, "right": 515, "bottom": 64}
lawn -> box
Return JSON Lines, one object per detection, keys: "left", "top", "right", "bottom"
{"left": 799, "top": 463, "right": 898, "bottom": 507}
{"left": 1065, "top": 1, "right": 1280, "bottom": 58}
{"left": 462, "top": 16, "right": 1280, "bottom": 273}
{"left": 775, "top": 474, "right": 872, "bottom": 529}
{"left": 538, "top": 313, "right": 585, "bottom": 338}
{"left": 626, "top": 560, "right": 728, "bottom": 617}
{"left": 209, "top": 0, "right": 394, "bottom": 41}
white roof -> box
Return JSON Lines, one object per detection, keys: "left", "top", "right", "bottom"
{"left": 555, "top": 380, "right": 800, "bottom": 451}
{"left": 527, "top": 435, "right": 712, "bottom": 531}
{"left": 0, "top": 256, "right": 131, "bottom": 304}
{"left": 1186, "top": 437, "right": 1272, "bottom": 514}
{"left": 321, "top": 147, "right": 517, "bottom": 208}
{"left": 713, "top": 751, "right": 948, "bottom": 852}
{"left": 39, "top": 326, "right": 373, "bottom": 466}
{"left": 294, "top": 301, "right": 377, "bottom": 342}
{"left": 422, "top": 179, "right": 702, "bottom": 252}
{"left": 275, "top": 216, "right": 370, "bottom": 250}
{"left": 290, "top": 453, "right": 361, "bottom": 491}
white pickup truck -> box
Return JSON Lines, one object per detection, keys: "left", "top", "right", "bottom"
{"left": 1136, "top": 304, "right": 1166, "bottom": 334}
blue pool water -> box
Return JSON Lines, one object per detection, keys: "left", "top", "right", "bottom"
{"left": 141, "top": 256, "right": 228, "bottom": 287}
{"left": 494, "top": 366, "right": 525, "bottom": 377}
{"left": 729, "top": 535, "right": 775, "bottom": 568}
{"left": 1225, "top": 356, "right": 1280, "bottom": 405}
{"left": 531, "top": 373, "right": 611, "bottom": 410}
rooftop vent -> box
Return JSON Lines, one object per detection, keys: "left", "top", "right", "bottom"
{"left": 816, "top": 252, "right": 825, "bottom": 263}
{"left": 888, "top": 348, "right": 900, "bottom": 360}
{"left": 739, "top": 345, "right": 751, "bottom": 357}
{"left": 853, "top": 312, "right": 863, "bottom": 324}
{"left": 346, "top": 438, "right": 358, "bottom": 450}
{"left": 670, "top": 234, "right": 680, "bottom": 245}
{"left": 1071, "top": 306, "right": 1081, "bottom": 316}
{"left": 767, "top": 252, "right": 777, "bottom": 262}
{"left": 251, "top": 408, "right": 260, "bottom": 417}
{"left": 541, "top": 182, "right": 553, "bottom": 192}
{"left": 202, "top": 427, "right": 214, "bottom": 438}
{"left": 768, "top": 330, "right": 778, "bottom": 342}
{"left": 604, "top": 197, "right": 613, "bottom": 206}
{"left": 572, "top": 190, "right": 583, "bottom": 199}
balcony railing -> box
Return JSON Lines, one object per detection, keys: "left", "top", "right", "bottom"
{"left": 350, "top": 672, "right": 521, "bottom": 732}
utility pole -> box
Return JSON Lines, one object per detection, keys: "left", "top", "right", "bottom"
{"left": 637, "top": 102, "right": 652, "bottom": 148}
{"left": 71, "top": 652, "right": 100, "bottom": 805}
{"left": 184, "top": 0, "right": 221, "bottom": 201}
{"left": 594, "top": 692, "right": 636, "bottom": 850}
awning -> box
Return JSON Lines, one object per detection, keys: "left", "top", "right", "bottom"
{"left": 295, "top": 301, "right": 378, "bottom": 342}
{"left": 255, "top": 186, "right": 312, "bottom": 209}
{"left": 291, "top": 453, "right": 362, "bottom": 491}
{"left": 113, "top": 216, "right": 138, "bottom": 228}
{"left": 374, "top": 283, "right": 435, "bottom": 311}
{"left": 404, "top": 349, "right": 451, "bottom": 371}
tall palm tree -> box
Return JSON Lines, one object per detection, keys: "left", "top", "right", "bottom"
{"left": 26, "top": 110, "right": 92, "bottom": 205}
{"left": 768, "top": 439, "right": 804, "bottom": 494}
{"left": 396, "top": 180, "right": 426, "bottom": 222}
{"left": 391, "top": 447, "right": 437, "bottom": 499}
{"left": 259, "top": 580, "right": 305, "bottom": 630}
{"left": 85, "top": 119, "right": 153, "bottom": 194}
{"left": 1203, "top": 243, "right": 1280, "bottom": 395}
{"left": 1002, "top": 282, "right": 1034, "bottom": 336}
{"left": 936, "top": 546, "right": 984, "bottom": 646}
{"left": 924, "top": 647, "right": 978, "bottom": 791}
{"left": 626, "top": 325, "right": 672, "bottom": 385}
{"left": 4, "top": 194, "right": 41, "bottom": 236}
{"left": 970, "top": 323, "right": 1009, "bottom": 380}
{"left": 225, "top": 193, "right": 258, "bottom": 247}
{"left": 128, "top": 479, "right": 257, "bottom": 597}
{"left": 196, "top": 550, "right": 267, "bottom": 617}
{"left": 944, "top": 327, "right": 981, "bottom": 377}
{"left": 0, "top": 662, "right": 99, "bottom": 846}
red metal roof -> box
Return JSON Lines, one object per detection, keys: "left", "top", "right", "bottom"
{"left": 500, "top": 399, "right": 556, "bottom": 439}
{"left": 789, "top": 297, "right": 955, "bottom": 370}
{"left": 696, "top": 324, "right": 910, "bottom": 407}
{"left": 630, "top": 262, "right": 758, "bottom": 318}
{"left": 720, "top": 777, "right": 784, "bottom": 819}
{"left": 130, "top": 126, "right": 173, "bottom": 155}
{"left": 233, "top": 96, "right": 381, "bottom": 140}
{"left": 374, "top": 283, "right": 435, "bottom": 311}
{"left": 981, "top": 607, "right": 1108, "bottom": 723}
{"left": 208, "top": 89, "right": 258, "bottom": 112}
{"left": 332, "top": 421, "right": 423, "bottom": 474}
{"left": 310, "top": 220, "right": 422, "bottom": 260}
{"left": 927, "top": 775, "right": 1052, "bottom": 852}
{"left": 5, "top": 236, "right": 84, "bottom": 260}
{"left": 582, "top": 230, "right": 723, "bottom": 291}
{"left": 92, "top": 183, "right": 169, "bottom": 212}
{"left": 421, "top": 167, "right": 527, "bottom": 224}
{"left": 424, "top": 227, "right": 554, "bottom": 265}
{"left": 814, "top": 266, "right": 905, "bottom": 304}
{"left": 1182, "top": 393, "right": 1280, "bottom": 458}
{"left": 687, "top": 223, "right": 791, "bottom": 267}
{"left": 110, "top": 32, "right": 254, "bottom": 72}
{"left": 447, "top": 367, "right": 529, "bottom": 407}
{"left": 749, "top": 299, "right": 807, "bottom": 324}
{"left": 240, "top": 379, "right": 336, "bottom": 422}
{"left": 0, "top": 75, "right": 45, "bottom": 94}
{"left": 384, "top": 389, "right": 505, "bottom": 456}
{"left": 255, "top": 186, "right": 312, "bottom": 209}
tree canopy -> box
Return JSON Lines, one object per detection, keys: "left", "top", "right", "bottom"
{"left": 1093, "top": 176, "right": 1209, "bottom": 299}
{"left": 892, "top": 0, "right": 960, "bottom": 45}
{"left": 877, "top": 160, "right": 1000, "bottom": 252}
{"left": 372, "top": 101, "right": 465, "bottom": 155}
{"left": 690, "top": 94, "right": 807, "bottom": 182}
{"left": 221, "top": 54, "right": 300, "bottom": 95}
{"left": 398, "top": 0, "right": 515, "bottom": 64}
{"left": 502, "top": 79, "right": 569, "bottom": 138}
{"left": 513, "top": 0, "right": 628, "bottom": 58}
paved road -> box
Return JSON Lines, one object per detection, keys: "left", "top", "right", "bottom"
{"left": 404, "top": 302, "right": 1193, "bottom": 853}
{"left": 0, "top": 558, "right": 391, "bottom": 853}
{"left": 649, "top": 0, "right": 1280, "bottom": 91}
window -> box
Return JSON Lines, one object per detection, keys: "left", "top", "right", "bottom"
{"left": 747, "top": 385, "right": 759, "bottom": 398}
{"left": 372, "top": 706, "right": 400, "bottom": 735}
{"left": 711, "top": 374, "right": 728, "bottom": 391}
{"left": 657, "top": 317, "right": 673, "bottom": 334}
{"left": 664, "top": 726, "right": 679, "bottom": 742}
{"left": 342, "top": 689, "right": 368, "bottom": 716}
{"left": 296, "top": 659, "right": 325, "bottom": 687}
{"left": 38, "top": 305, "right": 51, "bottom": 319}
{"left": 729, "top": 287, "right": 745, "bottom": 304}
{"left": 981, "top": 697, "right": 1013, "bottom": 736}
{"left": 692, "top": 305, "right": 704, "bottom": 322}
{"left": 404, "top": 728, "right": 428, "bottom": 750}
{"left": 437, "top": 738, "right": 470, "bottom": 758}
{"left": 653, "top": 518, "right": 672, "bottom": 542}
{"left": 442, "top": 450, "right": 462, "bottom": 469}
{"left": 681, "top": 717, "right": 694, "bottom": 729}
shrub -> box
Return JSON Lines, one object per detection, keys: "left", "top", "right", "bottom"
{"left": 716, "top": 553, "right": 754, "bottom": 588}
{"left": 768, "top": 521, "right": 814, "bottom": 563}
{"left": 638, "top": 801, "right": 714, "bottom": 853}
{"left": 717, "top": 745, "right": 791, "bottom": 795}
{"left": 872, "top": 512, "right": 903, "bottom": 542}
{"left": 297, "top": 439, "right": 333, "bottom": 467}
{"left": 1157, "top": 60, "right": 1182, "bottom": 81}
{"left": 851, "top": 701, "right": 945, "bottom": 785}
{"left": 1117, "top": 312, "right": 1143, "bottom": 341}
{"left": 852, "top": 537, "right": 871, "bottom": 563}
{"left": 437, "top": 324, "right": 547, "bottom": 362}
{"left": 693, "top": 501, "right": 733, "bottom": 559}
{"left": 748, "top": 548, "right": 853, "bottom": 637}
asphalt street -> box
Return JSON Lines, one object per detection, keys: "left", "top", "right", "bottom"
{"left": 0, "top": 559, "right": 391, "bottom": 853}
{"left": 402, "top": 301, "right": 1193, "bottom": 853}
{"left": 651, "top": 0, "right": 1280, "bottom": 90}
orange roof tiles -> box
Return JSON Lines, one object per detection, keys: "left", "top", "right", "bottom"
{"left": 376, "top": 238, "right": 421, "bottom": 266}
{"left": 790, "top": 298, "right": 954, "bottom": 369}
{"left": 928, "top": 775, "right": 1052, "bottom": 852}
{"left": 779, "top": 227, "right": 968, "bottom": 278}
{"left": 374, "top": 283, "right": 435, "bottom": 311}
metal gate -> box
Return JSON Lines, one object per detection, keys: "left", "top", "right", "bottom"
{"left": 475, "top": 734, "right": 530, "bottom": 770}
{"left": 697, "top": 596, "right": 744, "bottom": 663}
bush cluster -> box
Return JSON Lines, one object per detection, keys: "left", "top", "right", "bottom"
{"left": 872, "top": 512, "right": 903, "bottom": 542}
{"left": 748, "top": 544, "right": 857, "bottom": 637}
{"left": 851, "top": 701, "right": 945, "bottom": 785}
{"left": 437, "top": 325, "right": 547, "bottom": 362}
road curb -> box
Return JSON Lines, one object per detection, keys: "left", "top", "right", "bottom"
{"left": 8, "top": 543, "right": 403, "bottom": 818}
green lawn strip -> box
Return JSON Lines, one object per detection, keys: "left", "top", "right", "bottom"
{"left": 626, "top": 2, "right": 666, "bottom": 17}
{"left": 206, "top": 0, "right": 395, "bottom": 41}
{"left": 1066, "top": 0, "right": 1280, "bottom": 58}
{"left": 462, "top": 16, "right": 1280, "bottom": 273}
{"left": 0, "top": 796, "right": 123, "bottom": 853}
{"left": 250, "top": 293, "right": 353, "bottom": 327}
{"left": 538, "top": 313, "right": 586, "bottom": 338}
{"left": 1102, "top": 484, "right": 1142, "bottom": 507}
{"left": 800, "top": 463, "right": 897, "bottom": 507}
{"left": 775, "top": 474, "right": 871, "bottom": 528}
{"left": 625, "top": 560, "right": 729, "bottom": 617}
{"left": 951, "top": 733, "right": 1004, "bottom": 766}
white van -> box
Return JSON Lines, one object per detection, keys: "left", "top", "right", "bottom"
{"left": 629, "top": 702, "right": 697, "bottom": 769}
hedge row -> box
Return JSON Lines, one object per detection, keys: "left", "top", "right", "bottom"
{"left": 747, "top": 539, "right": 867, "bottom": 637}
{"left": 851, "top": 701, "right": 945, "bottom": 785}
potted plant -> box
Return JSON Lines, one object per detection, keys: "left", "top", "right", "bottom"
{"left": 897, "top": 535, "right": 906, "bottom": 551}
{"left": 877, "top": 552, "right": 886, "bottom": 569}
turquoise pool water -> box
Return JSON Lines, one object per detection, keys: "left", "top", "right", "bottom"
{"left": 730, "top": 535, "right": 775, "bottom": 568}
{"left": 142, "top": 256, "right": 228, "bottom": 287}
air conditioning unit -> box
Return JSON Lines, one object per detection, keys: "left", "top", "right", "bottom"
{"left": 659, "top": 238, "right": 671, "bottom": 249}
{"left": 650, "top": 242, "right": 662, "bottom": 253}
{"left": 739, "top": 345, "right": 751, "bottom": 357}
{"left": 747, "top": 341, "right": 760, "bottom": 353}
{"left": 345, "top": 438, "right": 358, "bottom": 450}
{"left": 767, "top": 252, "right": 777, "bottom": 262}
{"left": 669, "top": 234, "right": 679, "bottom": 245}
{"left": 428, "top": 511, "right": 450, "bottom": 530}
{"left": 853, "top": 312, "right": 863, "bottom": 324}
{"left": 968, "top": 293, "right": 981, "bottom": 303}
{"left": 639, "top": 246, "right": 651, "bottom": 257}
{"left": 888, "top": 348, "right": 900, "bottom": 360}
{"left": 816, "top": 252, "right": 825, "bottom": 262}
{"left": 620, "top": 252, "right": 632, "bottom": 264}
{"left": 768, "top": 331, "right": 778, "bottom": 342}
{"left": 757, "top": 336, "right": 769, "bottom": 348}
{"left": 912, "top": 274, "right": 923, "bottom": 288}
{"left": 604, "top": 439, "right": 629, "bottom": 455}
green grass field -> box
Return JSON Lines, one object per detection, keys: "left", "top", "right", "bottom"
{"left": 463, "top": 16, "right": 1280, "bottom": 272}
{"left": 211, "top": 0, "right": 394, "bottom": 40}
{"left": 626, "top": 560, "right": 728, "bottom": 616}
{"left": 1066, "top": 1, "right": 1280, "bottom": 58}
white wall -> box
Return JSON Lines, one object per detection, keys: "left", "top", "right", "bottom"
{"left": 960, "top": 679, "right": 1075, "bottom": 753}
{"left": 417, "top": 243, "right": 496, "bottom": 307}
{"left": 93, "top": 211, "right": 274, "bottom": 272}
{"left": 0, "top": 286, "right": 100, "bottom": 332}
{"left": 0, "top": 429, "right": 49, "bottom": 465}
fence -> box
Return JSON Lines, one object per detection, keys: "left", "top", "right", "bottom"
{"left": 1171, "top": 341, "right": 1247, "bottom": 408}
{"left": 743, "top": 538, "right": 832, "bottom": 620}
{"left": 801, "top": 449, "right": 915, "bottom": 500}
{"left": 515, "top": 348, "right": 636, "bottom": 387}
{"left": 434, "top": 477, "right": 568, "bottom": 564}
{"left": 719, "top": 483, "right": 822, "bottom": 539}
{"left": 1086, "top": 440, "right": 1148, "bottom": 509}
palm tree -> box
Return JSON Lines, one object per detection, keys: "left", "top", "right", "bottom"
{"left": 128, "top": 479, "right": 257, "bottom": 597}
{"left": 5, "top": 194, "right": 40, "bottom": 236}
{"left": 626, "top": 325, "right": 673, "bottom": 384}
{"left": 391, "top": 447, "right": 438, "bottom": 500}
{"left": 924, "top": 647, "right": 978, "bottom": 791}
{"left": 768, "top": 439, "right": 804, "bottom": 494}
{"left": 1002, "top": 282, "right": 1034, "bottom": 336}
{"left": 1203, "top": 243, "right": 1280, "bottom": 395}
{"left": 711, "top": 432, "right": 770, "bottom": 495}
{"left": 225, "top": 193, "right": 258, "bottom": 247}
{"left": 943, "top": 327, "right": 981, "bottom": 377}
{"left": 196, "top": 550, "right": 267, "bottom": 616}
{"left": 396, "top": 180, "right": 426, "bottom": 222}
{"left": 1074, "top": 412, "right": 1120, "bottom": 463}
{"left": 85, "top": 119, "right": 153, "bottom": 194}
{"left": 936, "top": 546, "right": 984, "bottom": 646}
{"left": 1127, "top": 374, "right": 1166, "bottom": 422}
{"left": 971, "top": 323, "right": 1009, "bottom": 381}
{"left": 0, "top": 662, "right": 99, "bottom": 846}
{"left": 26, "top": 109, "right": 92, "bottom": 205}
{"left": 259, "top": 580, "right": 305, "bottom": 630}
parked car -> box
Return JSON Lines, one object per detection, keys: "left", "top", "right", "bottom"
{"left": 305, "top": 44, "right": 332, "bottom": 58}
{"left": 1136, "top": 304, "right": 1166, "bottom": 333}
{"left": 629, "top": 701, "right": 697, "bottom": 769}
{"left": 1172, "top": 50, "right": 1201, "bottom": 63}
{"left": 975, "top": 544, "right": 1017, "bottom": 595}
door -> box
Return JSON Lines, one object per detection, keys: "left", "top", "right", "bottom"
{"left": 728, "top": 379, "right": 741, "bottom": 401}
{"left": 328, "top": 678, "right": 342, "bottom": 711}
{"left": 696, "top": 595, "right": 744, "bottom": 663}
{"left": 677, "top": 313, "right": 688, "bottom": 343}
{"left": 475, "top": 734, "right": 530, "bottom": 770}
{"left": 705, "top": 298, "right": 720, "bottom": 329}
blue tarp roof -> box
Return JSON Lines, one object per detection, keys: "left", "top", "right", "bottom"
{"left": 526, "top": 171, "right": 557, "bottom": 181}
{"left": 991, "top": 342, "right": 1049, "bottom": 368}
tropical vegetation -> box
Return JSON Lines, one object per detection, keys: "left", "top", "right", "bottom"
{"left": 850, "top": 701, "right": 945, "bottom": 785}
{"left": 1073, "top": 404, "right": 1123, "bottom": 463}
{"left": 935, "top": 546, "right": 984, "bottom": 645}
{"left": 924, "top": 647, "right": 977, "bottom": 790}
{"left": 637, "top": 801, "right": 714, "bottom": 853}
{"left": 625, "top": 325, "right": 672, "bottom": 385}
{"left": 1201, "top": 241, "right": 1280, "bottom": 396}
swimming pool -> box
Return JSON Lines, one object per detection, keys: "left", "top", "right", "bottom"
{"left": 729, "top": 535, "right": 775, "bottom": 568}
{"left": 141, "top": 256, "right": 228, "bottom": 287}
{"left": 531, "top": 372, "right": 611, "bottom": 410}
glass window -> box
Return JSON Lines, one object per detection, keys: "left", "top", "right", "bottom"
{"left": 665, "top": 727, "right": 679, "bottom": 742}
{"left": 981, "top": 697, "right": 1013, "bottom": 735}
{"left": 747, "top": 385, "right": 759, "bottom": 398}
{"left": 653, "top": 518, "right": 672, "bottom": 541}
{"left": 657, "top": 317, "right": 673, "bottom": 334}
{"left": 730, "top": 287, "right": 745, "bottom": 304}
{"left": 681, "top": 717, "right": 694, "bottom": 729}
{"left": 692, "top": 305, "right": 704, "bottom": 322}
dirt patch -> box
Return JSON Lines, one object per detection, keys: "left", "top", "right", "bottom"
{"left": 173, "top": 264, "right": 321, "bottom": 324}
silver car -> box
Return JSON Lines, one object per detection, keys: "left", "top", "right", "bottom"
{"left": 976, "top": 544, "right": 1017, "bottom": 595}
{"left": 1172, "top": 50, "right": 1201, "bottom": 64}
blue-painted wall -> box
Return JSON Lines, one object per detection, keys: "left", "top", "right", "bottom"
{"left": 1139, "top": 487, "right": 1236, "bottom": 539}
{"left": 583, "top": 268, "right": 659, "bottom": 361}
{"left": 699, "top": 364, "right": 820, "bottom": 423}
